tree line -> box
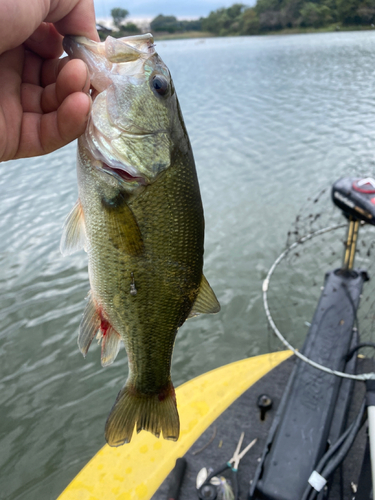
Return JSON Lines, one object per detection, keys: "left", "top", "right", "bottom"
{"left": 108, "top": 2, "right": 375, "bottom": 39}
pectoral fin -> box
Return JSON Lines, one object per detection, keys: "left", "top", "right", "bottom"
{"left": 60, "top": 200, "right": 86, "bottom": 256}
{"left": 79, "top": 292, "right": 122, "bottom": 366}
{"left": 78, "top": 292, "right": 100, "bottom": 356}
{"left": 189, "top": 274, "right": 221, "bottom": 318}
{"left": 101, "top": 192, "right": 144, "bottom": 256}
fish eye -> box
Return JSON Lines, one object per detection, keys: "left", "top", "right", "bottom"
{"left": 151, "top": 75, "right": 169, "bottom": 96}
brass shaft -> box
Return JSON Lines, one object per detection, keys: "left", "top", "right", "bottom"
{"left": 343, "top": 217, "right": 360, "bottom": 271}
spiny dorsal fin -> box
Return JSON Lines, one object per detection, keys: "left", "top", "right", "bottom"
{"left": 188, "top": 274, "right": 220, "bottom": 318}
{"left": 60, "top": 200, "right": 86, "bottom": 256}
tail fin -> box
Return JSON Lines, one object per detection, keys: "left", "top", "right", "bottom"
{"left": 105, "top": 382, "right": 180, "bottom": 446}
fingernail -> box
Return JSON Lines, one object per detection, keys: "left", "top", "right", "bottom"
{"left": 29, "top": 22, "right": 50, "bottom": 44}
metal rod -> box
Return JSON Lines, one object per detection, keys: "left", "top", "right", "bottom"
{"left": 343, "top": 218, "right": 360, "bottom": 271}
{"left": 348, "top": 219, "right": 360, "bottom": 270}
{"left": 343, "top": 218, "right": 354, "bottom": 269}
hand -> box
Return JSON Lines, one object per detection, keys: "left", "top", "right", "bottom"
{"left": 0, "top": 0, "right": 99, "bottom": 162}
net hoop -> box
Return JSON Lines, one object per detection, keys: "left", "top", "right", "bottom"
{"left": 263, "top": 222, "right": 375, "bottom": 381}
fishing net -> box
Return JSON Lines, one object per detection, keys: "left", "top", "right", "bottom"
{"left": 264, "top": 182, "right": 375, "bottom": 378}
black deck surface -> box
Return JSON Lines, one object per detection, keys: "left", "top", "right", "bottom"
{"left": 152, "top": 355, "right": 374, "bottom": 500}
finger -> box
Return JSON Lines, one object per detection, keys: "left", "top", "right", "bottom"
{"left": 0, "top": 0, "right": 46, "bottom": 54}
{"left": 0, "top": 1, "right": 98, "bottom": 55}
{"left": 22, "top": 50, "right": 43, "bottom": 86}
{"left": 47, "top": 0, "right": 100, "bottom": 42}
{"left": 24, "top": 23, "right": 64, "bottom": 60}
{"left": 21, "top": 83, "right": 43, "bottom": 113}
{"left": 39, "top": 84, "right": 59, "bottom": 114}
{"left": 56, "top": 59, "right": 90, "bottom": 104}
{"left": 55, "top": 91, "right": 91, "bottom": 145}
{"left": 0, "top": 46, "right": 24, "bottom": 161}
{"left": 41, "top": 57, "right": 67, "bottom": 87}
{"left": 41, "top": 59, "right": 89, "bottom": 113}
{"left": 15, "top": 91, "right": 91, "bottom": 158}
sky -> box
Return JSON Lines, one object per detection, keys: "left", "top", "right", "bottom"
{"left": 93, "top": 0, "right": 255, "bottom": 20}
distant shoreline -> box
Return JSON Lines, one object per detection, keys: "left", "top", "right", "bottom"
{"left": 153, "top": 24, "right": 375, "bottom": 41}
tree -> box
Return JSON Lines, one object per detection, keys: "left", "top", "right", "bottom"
{"left": 256, "top": 0, "right": 283, "bottom": 15}
{"left": 258, "top": 10, "right": 283, "bottom": 29}
{"left": 120, "top": 22, "right": 141, "bottom": 34}
{"left": 111, "top": 7, "right": 129, "bottom": 29}
{"left": 150, "top": 15, "right": 181, "bottom": 33}
{"left": 201, "top": 4, "right": 246, "bottom": 35}
{"left": 336, "top": 0, "right": 360, "bottom": 25}
{"left": 241, "top": 8, "right": 260, "bottom": 34}
{"left": 300, "top": 2, "right": 332, "bottom": 27}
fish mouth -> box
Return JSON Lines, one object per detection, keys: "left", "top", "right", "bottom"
{"left": 102, "top": 164, "right": 145, "bottom": 185}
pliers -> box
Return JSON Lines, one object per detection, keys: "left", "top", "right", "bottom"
{"left": 198, "top": 432, "right": 257, "bottom": 500}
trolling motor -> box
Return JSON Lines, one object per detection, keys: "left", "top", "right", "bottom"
{"left": 333, "top": 177, "right": 375, "bottom": 271}
{"left": 249, "top": 177, "right": 375, "bottom": 500}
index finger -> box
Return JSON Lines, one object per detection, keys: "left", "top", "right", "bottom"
{"left": 47, "top": 0, "right": 99, "bottom": 41}
{"left": 0, "top": 0, "right": 99, "bottom": 55}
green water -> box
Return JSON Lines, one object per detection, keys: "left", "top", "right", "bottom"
{"left": 2, "top": 31, "right": 375, "bottom": 499}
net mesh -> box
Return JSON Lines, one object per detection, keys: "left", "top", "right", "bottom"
{"left": 266, "top": 184, "right": 375, "bottom": 364}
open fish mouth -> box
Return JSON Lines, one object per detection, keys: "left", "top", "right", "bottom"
{"left": 101, "top": 163, "right": 146, "bottom": 185}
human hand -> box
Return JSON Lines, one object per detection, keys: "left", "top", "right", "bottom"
{"left": 0, "top": 0, "right": 99, "bottom": 162}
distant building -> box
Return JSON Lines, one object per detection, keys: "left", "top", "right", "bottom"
{"left": 96, "top": 23, "right": 112, "bottom": 36}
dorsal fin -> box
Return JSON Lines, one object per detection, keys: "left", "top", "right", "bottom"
{"left": 188, "top": 274, "right": 220, "bottom": 318}
{"left": 60, "top": 200, "right": 86, "bottom": 256}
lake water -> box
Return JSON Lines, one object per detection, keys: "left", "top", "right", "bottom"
{"left": 2, "top": 31, "right": 375, "bottom": 499}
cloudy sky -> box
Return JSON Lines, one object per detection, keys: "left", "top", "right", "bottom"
{"left": 94, "top": 0, "right": 254, "bottom": 19}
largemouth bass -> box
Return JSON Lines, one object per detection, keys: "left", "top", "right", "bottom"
{"left": 61, "top": 34, "right": 220, "bottom": 446}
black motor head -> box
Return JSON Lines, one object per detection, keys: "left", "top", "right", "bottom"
{"left": 332, "top": 177, "right": 375, "bottom": 225}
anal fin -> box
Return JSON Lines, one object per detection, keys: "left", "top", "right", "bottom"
{"left": 60, "top": 200, "right": 86, "bottom": 256}
{"left": 188, "top": 274, "right": 220, "bottom": 318}
{"left": 97, "top": 325, "right": 122, "bottom": 367}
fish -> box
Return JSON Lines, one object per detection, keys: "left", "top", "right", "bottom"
{"left": 61, "top": 33, "right": 220, "bottom": 446}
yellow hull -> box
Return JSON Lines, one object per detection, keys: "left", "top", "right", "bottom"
{"left": 57, "top": 351, "right": 291, "bottom": 500}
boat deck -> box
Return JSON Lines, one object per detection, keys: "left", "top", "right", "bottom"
{"left": 153, "top": 356, "right": 374, "bottom": 500}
